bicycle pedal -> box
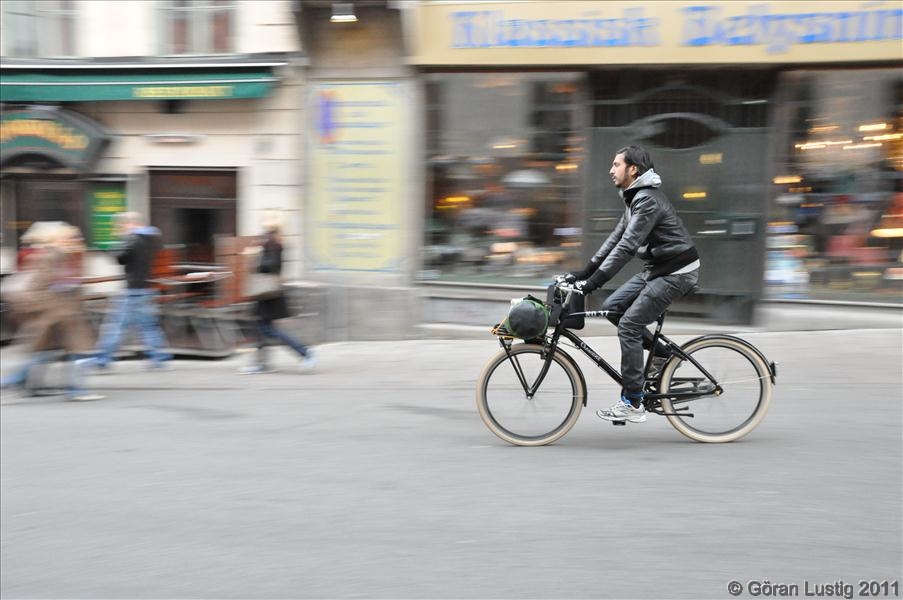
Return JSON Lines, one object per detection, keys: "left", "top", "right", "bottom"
{"left": 611, "top": 419, "right": 627, "bottom": 426}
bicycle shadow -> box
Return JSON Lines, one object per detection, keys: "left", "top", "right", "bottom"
{"left": 469, "top": 420, "right": 783, "bottom": 452}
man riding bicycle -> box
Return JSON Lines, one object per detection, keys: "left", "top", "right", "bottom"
{"left": 561, "top": 145, "right": 700, "bottom": 424}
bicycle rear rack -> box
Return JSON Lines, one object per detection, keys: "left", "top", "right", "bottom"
{"left": 644, "top": 400, "right": 695, "bottom": 419}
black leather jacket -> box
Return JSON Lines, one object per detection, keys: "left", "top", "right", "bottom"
{"left": 258, "top": 232, "right": 283, "bottom": 275}
{"left": 575, "top": 169, "right": 698, "bottom": 286}
{"left": 117, "top": 227, "right": 162, "bottom": 289}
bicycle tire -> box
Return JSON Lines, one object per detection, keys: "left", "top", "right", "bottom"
{"left": 476, "top": 343, "right": 585, "bottom": 446}
{"left": 659, "top": 335, "right": 773, "bottom": 443}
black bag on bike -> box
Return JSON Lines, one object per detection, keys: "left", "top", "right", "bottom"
{"left": 499, "top": 295, "right": 550, "bottom": 340}
{"left": 546, "top": 283, "right": 585, "bottom": 330}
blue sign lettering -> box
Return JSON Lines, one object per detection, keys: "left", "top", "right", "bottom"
{"left": 451, "top": 8, "right": 661, "bottom": 48}
{"left": 681, "top": 3, "right": 902, "bottom": 53}
{"left": 450, "top": 4, "right": 902, "bottom": 54}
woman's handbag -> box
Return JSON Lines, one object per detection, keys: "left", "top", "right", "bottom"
{"left": 244, "top": 272, "right": 282, "bottom": 299}
{"left": 241, "top": 247, "right": 282, "bottom": 300}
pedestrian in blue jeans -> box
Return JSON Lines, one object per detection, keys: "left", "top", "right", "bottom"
{"left": 239, "top": 222, "right": 315, "bottom": 374}
{"left": 91, "top": 212, "right": 172, "bottom": 371}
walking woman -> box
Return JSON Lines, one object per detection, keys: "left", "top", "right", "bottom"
{"left": 1, "top": 223, "right": 103, "bottom": 401}
{"left": 240, "top": 221, "right": 315, "bottom": 374}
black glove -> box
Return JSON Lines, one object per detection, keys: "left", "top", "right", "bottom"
{"left": 555, "top": 273, "right": 577, "bottom": 284}
{"left": 574, "top": 279, "right": 597, "bottom": 294}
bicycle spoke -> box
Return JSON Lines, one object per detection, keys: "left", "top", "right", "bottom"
{"left": 478, "top": 345, "right": 582, "bottom": 445}
{"left": 660, "top": 337, "right": 772, "bottom": 442}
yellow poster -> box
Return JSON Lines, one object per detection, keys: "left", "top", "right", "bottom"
{"left": 309, "top": 81, "right": 406, "bottom": 272}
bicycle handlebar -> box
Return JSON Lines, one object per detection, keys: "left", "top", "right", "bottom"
{"left": 554, "top": 282, "right": 584, "bottom": 296}
{"left": 552, "top": 279, "right": 618, "bottom": 320}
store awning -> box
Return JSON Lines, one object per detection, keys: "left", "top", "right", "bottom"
{"left": 0, "top": 69, "right": 278, "bottom": 102}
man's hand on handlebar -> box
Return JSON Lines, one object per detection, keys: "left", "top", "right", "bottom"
{"left": 553, "top": 273, "right": 577, "bottom": 284}
{"left": 555, "top": 278, "right": 597, "bottom": 295}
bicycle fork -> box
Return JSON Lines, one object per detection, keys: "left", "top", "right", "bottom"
{"left": 500, "top": 338, "right": 555, "bottom": 400}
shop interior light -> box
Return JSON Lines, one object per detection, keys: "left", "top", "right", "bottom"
{"left": 682, "top": 191, "right": 707, "bottom": 199}
{"left": 863, "top": 133, "right": 903, "bottom": 141}
{"left": 795, "top": 139, "right": 852, "bottom": 150}
{"left": 858, "top": 123, "right": 889, "bottom": 132}
{"left": 436, "top": 196, "right": 470, "bottom": 210}
{"left": 842, "top": 142, "right": 882, "bottom": 150}
{"left": 699, "top": 153, "right": 722, "bottom": 164}
{"left": 330, "top": 3, "right": 357, "bottom": 23}
{"left": 870, "top": 228, "right": 903, "bottom": 238}
{"left": 773, "top": 175, "right": 803, "bottom": 184}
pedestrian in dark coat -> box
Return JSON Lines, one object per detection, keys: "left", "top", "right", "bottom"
{"left": 239, "top": 223, "right": 315, "bottom": 374}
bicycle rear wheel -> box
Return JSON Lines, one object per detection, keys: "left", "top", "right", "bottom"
{"left": 659, "top": 335, "right": 773, "bottom": 443}
{"left": 476, "top": 343, "right": 584, "bottom": 446}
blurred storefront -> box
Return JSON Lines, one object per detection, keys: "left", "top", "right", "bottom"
{"left": 769, "top": 68, "right": 902, "bottom": 304}
{"left": 0, "top": 57, "right": 302, "bottom": 273}
{"left": 0, "top": 104, "right": 115, "bottom": 268}
{"left": 409, "top": 0, "right": 903, "bottom": 320}
{"left": 1, "top": 1, "right": 306, "bottom": 278}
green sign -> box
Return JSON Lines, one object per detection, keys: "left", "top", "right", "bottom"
{"left": 0, "top": 107, "right": 112, "bottom": 172}
{"left": 0, "top": 70, "right": 276, "bottom": 102}
{"left": 89, "top": 183, "right": 127, "bottom": 249}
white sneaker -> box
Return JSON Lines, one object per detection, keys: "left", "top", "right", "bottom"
{"left": 69, "top": 392, "right": 105, "bottom": 402}
{"left": 238, "top": 365, "right": 273, "bottom": 375}
{"left": 146, "top": 361, "right": 174, "bottom": 372}
{"left": 596, "top": 398, "right": 647, "bottom": 423}
{"left": 302, "top": 350, "right": 317, "bottom": 370}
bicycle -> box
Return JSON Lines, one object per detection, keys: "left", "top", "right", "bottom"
{"left": 476, "top": 282, "right": 777, "bottom": 446}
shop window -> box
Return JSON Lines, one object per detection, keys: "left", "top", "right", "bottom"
{"left": 2, "top": 0, "right": 76, "bottom": 58}
{"left": 768, "top": 68, "right": 903, "bottom": 304}
{"left": 159, "top": 0, "right": 234, "bottom": 55}
{"left": 149, "top": 170, "right": 237, "bottom": 265}
{"left": 421, "top": 72, "right": 585, "bottom": 285}
{"left": 13, "top": 180, "right": 88, "bottom": 249}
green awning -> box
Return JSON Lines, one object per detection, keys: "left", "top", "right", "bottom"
{"left": 0, "top": 69, "right": 277, "bottom": 102}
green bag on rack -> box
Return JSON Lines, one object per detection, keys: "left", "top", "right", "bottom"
{"left": 501, "top": 295, "right": 550, "bottom": 340}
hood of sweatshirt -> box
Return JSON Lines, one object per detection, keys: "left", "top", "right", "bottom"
{"left": 133, "top": 225, "right": 161, "bottom": 237}
{"left": 621, "top": 169, "right": 662, "bottom": 204}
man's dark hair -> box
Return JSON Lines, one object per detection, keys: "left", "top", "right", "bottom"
{"left": 616, "top": 145, "right": 654, "bottom": 175}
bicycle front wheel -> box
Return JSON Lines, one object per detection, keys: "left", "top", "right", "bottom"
{"left": 476, "top": 344, "right": 584, "bottom": 446}
{"left": 659, "top": 336, "right": 773, "bottom": 443}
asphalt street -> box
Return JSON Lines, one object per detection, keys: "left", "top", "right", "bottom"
{"left": 1, "top": 328, "right": 901, "bottom": 599}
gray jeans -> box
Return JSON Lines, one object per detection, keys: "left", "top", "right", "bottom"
{"left": 601, "top": 270, "right": 700, "bottom": 401}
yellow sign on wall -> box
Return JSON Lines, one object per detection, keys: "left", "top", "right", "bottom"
{"left": 308, "top": 81, "right": 407, "bottom": 273}
{"left": 412, "top": 1, "right": 903, "bottom": 65}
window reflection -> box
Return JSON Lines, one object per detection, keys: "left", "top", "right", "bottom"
{"left": 422, "top": 72, "right": 584, "bottom": 284}
{"left": 2, "top": 0, "right": 76, "bottom": 58}
{"left": 769, "top": 69, "right": 903, "bottom": 303}
{"left": 161, "top": 0, "right": 235, "bottom": 55}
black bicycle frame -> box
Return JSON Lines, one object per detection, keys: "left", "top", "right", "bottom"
{"left": 543, "top": 305, "right": 723, "bottom": 406}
